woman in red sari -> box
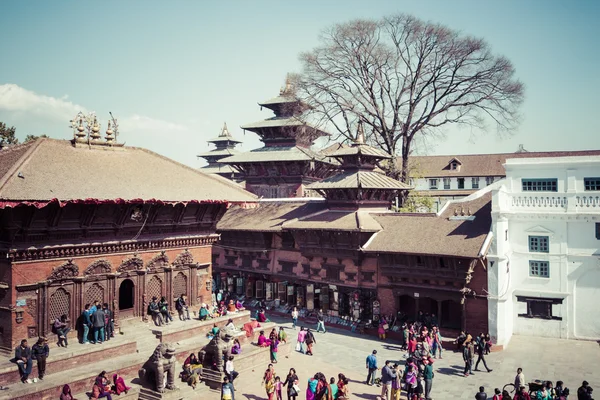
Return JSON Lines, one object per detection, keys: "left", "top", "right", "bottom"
{"left": 113, "top": 373, "right": 131, "bottom": 395}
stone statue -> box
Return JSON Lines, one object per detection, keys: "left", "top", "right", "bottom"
{"left": 201, "top": 331, "right": 233, "bottom": 372}
{"left": 138, "top": 343, "right": 178, "bottom": 393}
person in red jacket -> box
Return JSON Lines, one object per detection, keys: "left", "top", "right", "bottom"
{"left": 513, "top": 386, "right": 531, "bottom": 400}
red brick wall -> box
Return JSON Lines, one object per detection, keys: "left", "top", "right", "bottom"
{"left": 465, "top": 259, "right": 489, "bottom": 335}
{"left": 8, "top": 245, "right": 213, "bottom": 349}
{"left": 377, "top": 287, "right": 396, "bottom": 315}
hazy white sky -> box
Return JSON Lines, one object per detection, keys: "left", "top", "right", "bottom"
{"left": 1, "top": 1, "right": 598, "bottom": 167}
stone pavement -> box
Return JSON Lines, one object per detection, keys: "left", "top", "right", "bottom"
{"left": 207, "top": 314, "right": 600, "bottom": 399}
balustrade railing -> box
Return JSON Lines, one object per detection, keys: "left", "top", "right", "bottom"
{"left": 576, "top": 195, "right": 600, "bottom": 208}
{"left": 510, "top": 194, "right": 568, "bottom": 209}
{"left": 507, "top": 193, "right": 600, "bottom": 211}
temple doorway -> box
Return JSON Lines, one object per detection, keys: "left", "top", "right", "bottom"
{"left": 119, "top": 279, "right": 135, "bottom": 315}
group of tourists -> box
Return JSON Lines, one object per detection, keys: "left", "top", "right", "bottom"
{"left": 199, "top": 299, "right": 245, "bottom": 321}
{"left": 256, "top": 327, "right": 287, "bottom": 363}
{"left": 80, "top": 301, "right": 115, "bottom": 344}
{"left": 243, "top": 363, "right": 349, "bottom": 400}
{"left": 365, "top": 349, "right": 435, "bottom": 400}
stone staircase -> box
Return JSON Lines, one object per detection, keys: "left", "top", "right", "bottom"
{"left": 0, "top": 311, "right": 284, "bottom": 400}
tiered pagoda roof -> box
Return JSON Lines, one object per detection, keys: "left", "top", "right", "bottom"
{"left": 219, "top": 79, "right": 339, "bottom": 198}
{"left": 307, "top": 122, "right": 411, "bottom": 205}
{"left": 198, "top": 123, "right": 243, "bottom": 177}
{"left": 222, "top": 81, "right": 333, "bottom": 164}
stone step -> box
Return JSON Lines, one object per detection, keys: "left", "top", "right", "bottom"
{"left": 0, "top": 336, "right": 138, "bottom": 386}
{"left": 1, "top": 314, "right": 260, "bottom": 400}
{"left": 73, "top": 386, "right": 140, "bottom": 400}
{"left": 2, "top": 349, "right": 147, "bottom": 400}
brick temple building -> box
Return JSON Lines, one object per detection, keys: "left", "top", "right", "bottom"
{"left": 220, "top": 81, "right": 338, "bottom": 198}
{"left": 0, "top": 126, "right": 255, "bottom": 351}
{"left": 213, "top": 128, "right": 492, "bottom": 334}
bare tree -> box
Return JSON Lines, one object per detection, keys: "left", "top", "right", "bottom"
{"left": 297, "top": 14, "right": 524, "bottom": 182}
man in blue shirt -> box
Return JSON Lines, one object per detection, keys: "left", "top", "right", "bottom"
{"left": 81, "top": 304, "right": 92, "bottom": 344}
{"left": 365, "top": 350, "right": 378, "bottom": 386}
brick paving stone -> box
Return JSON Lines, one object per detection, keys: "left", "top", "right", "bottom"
{"left": 206, "top": 315, "right": 600, "bottom": 400}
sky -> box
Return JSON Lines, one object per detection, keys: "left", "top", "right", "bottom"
{"left": 0, "top": 1, "right": 599, "bottom": 167}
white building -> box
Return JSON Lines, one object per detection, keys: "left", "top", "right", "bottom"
{"left": 406, "top": 149, "right": 600, "bottom": 212}
{"left": 487, "top": 156, "right": 600, "bottom": 349}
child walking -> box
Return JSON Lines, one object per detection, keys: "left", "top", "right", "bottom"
{"left": 274, "top": 376, "right": 283, "bottom": 400}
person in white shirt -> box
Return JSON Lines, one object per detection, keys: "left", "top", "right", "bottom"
{"left": 514, "top": 367, "right": 525, "bottom": 389}
{"left": 291, "top": 307, "right": 299, "bottom": 329}
{"left": 225, "top": 356, "right": 239, "bottom": 387}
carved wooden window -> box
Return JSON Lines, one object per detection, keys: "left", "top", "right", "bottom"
{"left": 49, "top": 288, "right": 70, "bottom": 322}
{"left": 85, "top": 283, "right": 105, "bottom": 306}
{"left": 280, "top": 261, "right": 295, "bottom": 275}
{"left": 225, "top": 255, "right": 238, "bottom": 266}
{"left": 301, "top": 264, "right": 310, "bottom": 275}
{"left": 255, "top": 281, "right": 264, "bottom": 299}
{"left": 241, "top": 255, "right": 253, "bottom": 269}
{"left": 147, "top": 276, "right": 163, "bottom": 300}
{"left": 173, "top": 272, "right": 187, "bottom": 298}
{"left": 256, "top": 259, "right": 270, "bottom": 271}
{"left": 281, "top": 232, "right": 295, "bottom": 249}
{"left": 362, "top": 271, "right": 375, "bottom": 283}
{"left": 325, "top": 265, "right": 341, "bottom": 282}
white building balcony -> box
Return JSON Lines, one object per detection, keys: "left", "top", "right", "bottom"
{"left": 503, "top": 192, "right": 600, "bottom": 213}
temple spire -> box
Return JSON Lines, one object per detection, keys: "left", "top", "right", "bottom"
{"left": 355, "top": 120, "right": 365, "bottom": 145}
{"left": 220, "top": 122, "right": 231, "bottom": 138}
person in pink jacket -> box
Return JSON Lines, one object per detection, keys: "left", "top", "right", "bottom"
{"left": 296, "top": 327, "right": 307, "bottom": 354}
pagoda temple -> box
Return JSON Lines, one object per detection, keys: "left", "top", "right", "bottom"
{"left": 220, "top": 79, "right": 338, "bottom": 198}
{"left": 283, "top": 122, "right": 412, "bottom": 262}
{"left": 304, "top": 122, "right": 411, "bottom": 209}
{"left": 197, "top": 122, "right": 243, "bottom": 181}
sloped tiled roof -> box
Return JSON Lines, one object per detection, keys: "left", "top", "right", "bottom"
{"left": 0, "top": 141, "right": 36, "bottom": 182}
{"left": 200, "top": 164, "right": 239, "bottom": 174}
{"left": 364, "top": 192, "right": 492, "bottom": 258}
{"left": 258, "top": 95, "right": 299, "bottom": 107}
{"left": 329, "top": 144, "right": 391, "bottom": 159}
{"left": 217, "top": 200, "right": 328, "bottom": 232}
{"left": 241, "top": 116, "right": 306, "bottom": 130}
{"left": 197, "top": 148, "right": 239, "bottom": 158}
{"left": 221, "top": 146, "right": 336, "bottom": 164}
{"left": 283, "top": 209, "right": 383, "bottom": 232}
{"left": 0, "top": 138, "right": 256, "bottom": 203}
{"left": 308, "top": 170, "right": 410, "bottom": 190}
{"left": 403, "top": 150, "right": 600, "bottom": 178}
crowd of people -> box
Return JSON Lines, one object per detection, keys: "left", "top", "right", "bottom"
{"left": 247, "top": 363, "right": 350, "bottom": 400}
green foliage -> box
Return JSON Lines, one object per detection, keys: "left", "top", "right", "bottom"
{"left": 24, "top": 134, "right": 48, "bottom": 143}
{"left": 395, "top": 194, "right": 435, "bottom": 213}
{"left": 0, "top": 122, "right": 18, "bottom": 145}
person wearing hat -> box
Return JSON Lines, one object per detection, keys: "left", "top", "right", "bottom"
{"left": 365, "top": 350, "right": 378, "bottom": 386}
{"left": 423, "top": 356, "right": 434, "bottom": 400}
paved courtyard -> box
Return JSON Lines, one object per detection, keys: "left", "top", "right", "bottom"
{"left": 217, "top": 315, "right": 600, "bottom": 399}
